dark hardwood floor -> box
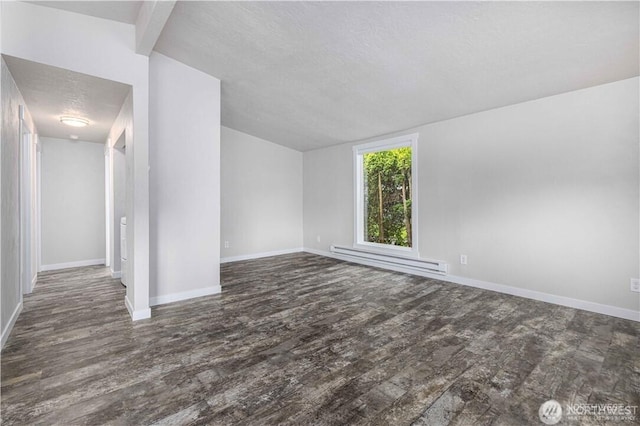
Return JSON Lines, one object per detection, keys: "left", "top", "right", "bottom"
{"left": 1, "top": 253, "right": 638, "bottom": 425}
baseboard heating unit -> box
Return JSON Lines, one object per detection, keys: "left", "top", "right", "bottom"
{"left": 330, "top": 245, "right": 448, "bottom": 275}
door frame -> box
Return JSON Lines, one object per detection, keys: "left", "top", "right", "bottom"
{"left": 19, "top": 105, "right": 35, "bottom": 295}
{"left": 36, "top": 136, "right": 42, "bottom": 273}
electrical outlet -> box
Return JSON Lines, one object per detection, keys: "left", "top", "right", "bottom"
{"left": 317, "top": 235, "right": 321, "bottom": 243}
{"left": 224, "top": 241, "right": 230, "bottom": 249}
{"left": 631, "top": 278, "right": 640, "bottom": 293}
{"left": 460, "top": 254, "right": 467, "bottom": 265}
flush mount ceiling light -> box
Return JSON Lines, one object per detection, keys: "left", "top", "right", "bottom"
{"left": 60, "top": 116, "right": 89, "bottom": 127}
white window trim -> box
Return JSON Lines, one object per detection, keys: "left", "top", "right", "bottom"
{"left": 353, "top": 133, "right": 419, "bottom": 257}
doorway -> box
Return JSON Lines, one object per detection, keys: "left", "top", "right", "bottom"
{"left": 108, "top": 131, "right": 127, "bottom": 282}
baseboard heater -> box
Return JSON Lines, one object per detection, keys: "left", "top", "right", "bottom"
{"left": 330, "top": 245, "right": 448, "bottom": 275}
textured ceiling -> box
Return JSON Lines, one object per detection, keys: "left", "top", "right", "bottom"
{"left": 26, "top": 1, "right": 143, "bottom": 24}
{"left": 3, "top": 55, "right": 132, "bottom": 143}
{"left": 155, "top": 1, "right": 639, "bottom": 151}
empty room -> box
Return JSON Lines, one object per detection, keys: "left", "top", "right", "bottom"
{"left": 0, "top": 1, "right": 638, "bottom": 425}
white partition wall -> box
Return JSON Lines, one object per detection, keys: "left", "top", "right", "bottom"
{"left": 149, "top": 52, "right": 221, "bottom": 306}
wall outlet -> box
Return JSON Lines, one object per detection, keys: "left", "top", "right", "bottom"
{"left": 224, "top": 241, "right": 230, "bottom": 249}
{"left": 460, "top": 254, "right": 467, "bottom": 265}
{"left": 631, "top": 278, "right": 640, "bottom": 293}
{"left": 317, "top": 235, "right": 321, "bottom": 243}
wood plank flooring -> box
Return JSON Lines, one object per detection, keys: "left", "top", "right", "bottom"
{"left": 1, "top": 253, "right": 638, "bottom": 425}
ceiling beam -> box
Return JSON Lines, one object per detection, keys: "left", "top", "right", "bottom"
{"left": 135, "top": 1, "right": 176, "bottom": 56}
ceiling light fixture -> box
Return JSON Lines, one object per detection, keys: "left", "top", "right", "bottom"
{"left": 60, "top": 116, "right": 89, "bottom": 127}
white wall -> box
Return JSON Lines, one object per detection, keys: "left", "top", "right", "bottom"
{"left": 40, "top": 138, "right": 105, "bottom": 268}
{"left": 0, "top": 2, "right": 4, "bottom": 348}
{"left": 221, "top": 126, "right": 303, "bottom": 261}
{"left": 149, "top": 52, "right": 221, "bottom": 305}
{"left": 2, "top": 1, "right": 151, "bottom": 320}
{"left": 1, "top": 57, "right": 36, "bottom": 347}
{"left": 304, "top": 77, "right": 640, "bottom": 316}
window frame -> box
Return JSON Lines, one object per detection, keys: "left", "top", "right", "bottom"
{"left": 353, "top": 133, "right": 419, "bottom": 257}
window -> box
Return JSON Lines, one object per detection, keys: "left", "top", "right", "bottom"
{"left": 354, "top": 133, "right": 418, "bottom": 255}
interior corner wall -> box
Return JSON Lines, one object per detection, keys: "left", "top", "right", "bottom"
{"left": 40, "top": 138, "right": 105, "bottom": 268}
{"left": 304, "top": 77, "right": 640, "bottom": 314}
{"left": 220, "top": 126, "right": 303, "bottom": 261}
{"left": 1, "top": 57, "right": 35, "bottom": 346}
{"left": 149, "top": 52, "right": 221, "bottom": 305}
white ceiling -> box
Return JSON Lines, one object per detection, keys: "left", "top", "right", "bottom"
{"left": 27, "top": 1, "right": 143, "bottom": 24}
{"left": 20, "top": 1, "right": 640, "bottom": 151}
{"left": 153, "top": 1, "right": 639, "bottom": 151}
{"left": 3, "top": 55, "right": 132, "bottom": 143}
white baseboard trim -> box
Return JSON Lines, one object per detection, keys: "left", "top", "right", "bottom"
{"left": 41, "top": 258, "right": 105, "bottom": 272}
{"left": 1, "top": 301, "right": 23, "bottom": 350}
{"left": 124, "top": 296, "right": 151, "bottom": 321}
{"left": 221, "top": 248, "right": 304, "bottom": 264}
{"left": 111, "top": 270, "right": 122, "bottom": 279}
{"left": 150, "top": 285, "right": 222, "bottom": 306}
{"left": 303, "top": 247, "right": 335, "bottom": 257}
{"left": 303, "top": 248, "right": 640, "bottom": 322}
{"left": 444, "top": 274, "right": 640, "bottom": 322}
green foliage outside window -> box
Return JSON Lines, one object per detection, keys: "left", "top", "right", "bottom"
{"left": 363, "top": 147, "right": 412, "bottom": 247}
